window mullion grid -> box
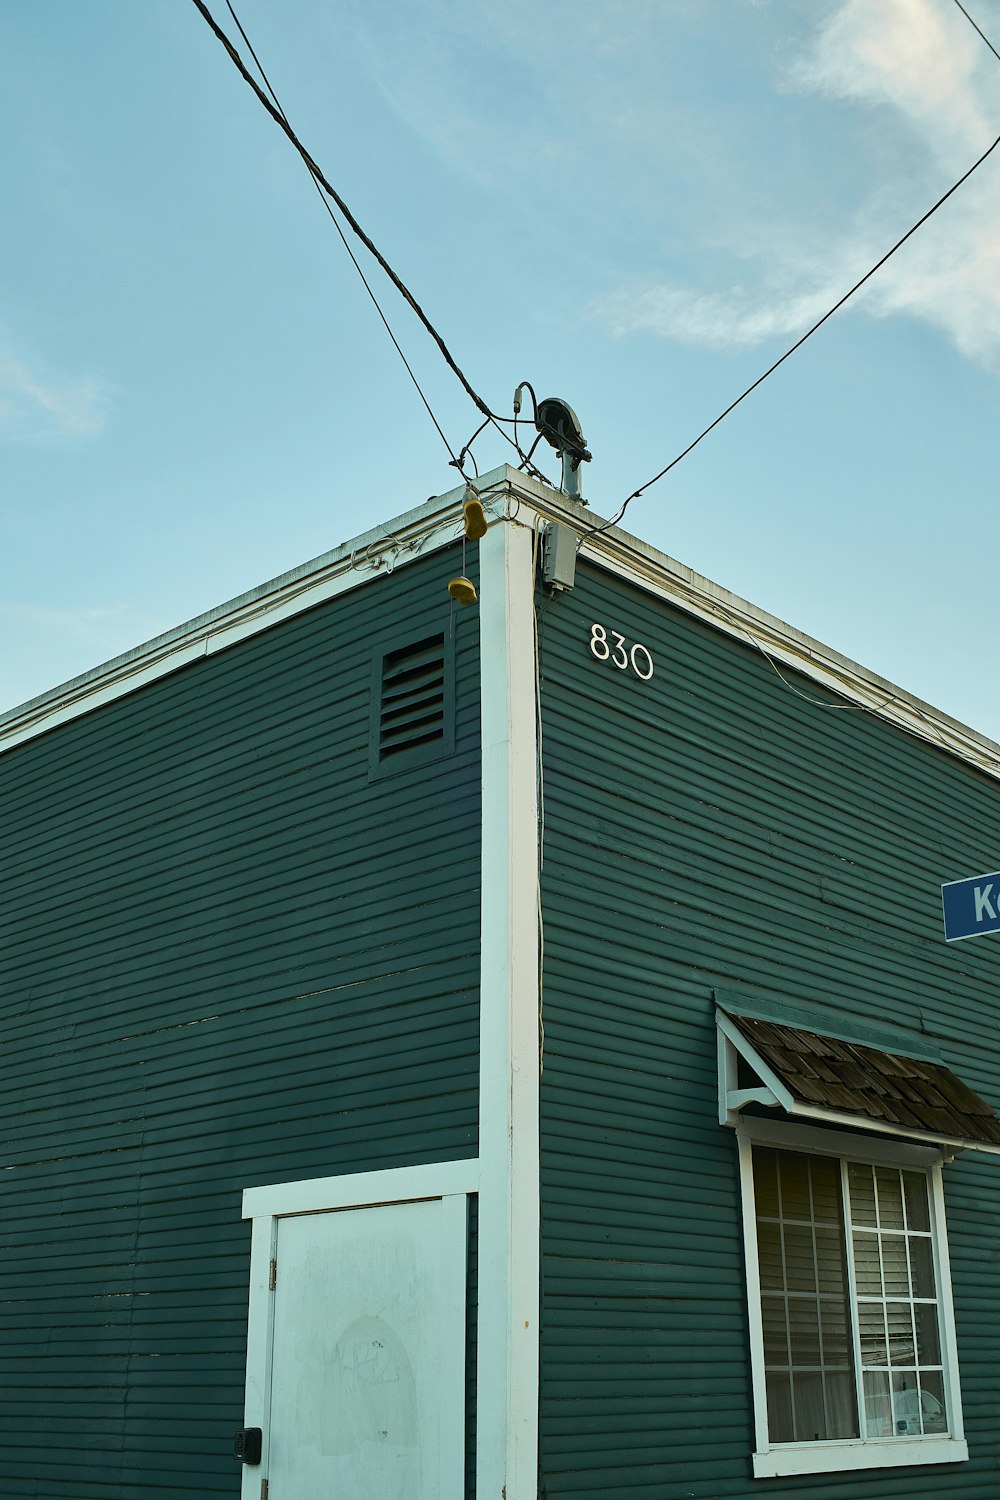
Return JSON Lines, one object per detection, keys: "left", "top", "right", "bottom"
{"left": 840, "top": 1158, "right": 868, "bottom": 1441}
{"left": 899, "top": 1213, "right": 922, "bottom": 1434}
{"left": 807, "top": 1160, "right": 832, "bottom": 1440}
{"left": 774, "top": 1149, "right": 796, "bottom": 1440}
{"left": 873, "top": 1170, "right": 894, "bottom": 1436}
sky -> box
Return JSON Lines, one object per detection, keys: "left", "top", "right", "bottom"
{"left": 3, "top": 0, "right": 1000, "bottom": 741}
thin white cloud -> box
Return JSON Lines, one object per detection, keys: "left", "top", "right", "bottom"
{"left": 0, "top": 602, "right": 166, "bottom": 711}
{"left": 593, "top": 0, "right": 1000, "bottom": 374}
{"left": 0, "top": 348, "right": 113, "bottom": 444}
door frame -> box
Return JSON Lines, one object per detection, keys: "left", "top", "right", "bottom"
{"left": 240, "top": 1158, "right": 479, "bottom": 1500}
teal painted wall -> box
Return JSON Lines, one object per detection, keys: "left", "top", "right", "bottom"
{"left": 537, "top": 558, "right": 1000, "bottom": 1499}
{"left": 0, "top": 545, "right": 481, "bottom": 1498}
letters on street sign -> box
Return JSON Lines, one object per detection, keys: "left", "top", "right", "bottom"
{"left": 942, "top": 871, "right": 1000, "bottom": 942}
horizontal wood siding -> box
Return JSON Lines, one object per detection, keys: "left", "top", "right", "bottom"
{"left": 0, "top": 546, "right": 480, "bottom": 1497}
{"left": 538, "top": 559, "right": 1000, "bottom": 1499}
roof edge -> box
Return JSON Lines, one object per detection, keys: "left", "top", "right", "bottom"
{"left": 4, "top": 465, "right": 1000, "bottom": 782}
{"left": 0, "top": 473, "right": 507, "bottom": 752}
{"left": 507, "top": 478, "right": 1000, "bottom": 783}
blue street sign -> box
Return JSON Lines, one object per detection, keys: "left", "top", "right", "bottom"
{"left": 942, "top": 871, "right": 1000, "bottom": 942}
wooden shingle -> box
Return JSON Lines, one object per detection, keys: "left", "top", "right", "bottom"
{"left": 729, "top": 1013, "right": 1000, "bottom": 1147}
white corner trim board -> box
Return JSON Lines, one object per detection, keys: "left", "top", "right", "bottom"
{"left": 477, "top": 515, "right": 542, "bottom": 1500}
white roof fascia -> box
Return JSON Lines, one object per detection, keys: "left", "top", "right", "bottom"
{"left": 0, "top": 471, "right": 513, "bottom": 754}
{"left": 3, "top": 465, "right": 1000, "bottom": 785}
{"left": 504, "top": 475, "right": 1000, "bottom": 784}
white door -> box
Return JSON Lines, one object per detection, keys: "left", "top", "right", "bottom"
{"left": 264, "top": 1196, "right": 467, "bottom": 1500}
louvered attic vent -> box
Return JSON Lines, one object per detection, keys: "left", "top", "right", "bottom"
{"left": 378, "top": 634, "right": 448, "bottom": 763}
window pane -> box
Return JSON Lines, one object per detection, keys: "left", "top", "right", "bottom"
{"left": 761, "top": 1296, "right": 789, "bottom": 1365}
{"left": 858, "top": 1303, "right": 888, "bottom": 1365}
{"left": 863, "top": 1369, "right": 893, "bottom": 1437}
{"left": 810, "top": 1156, "right": 840, "bottom": 1225}
{"left": 881, "top": 1237, "right": 908, "bottom": 1298}
{"left": 818, "top": 1298, "right": 851, "bottom": 1365}
{"left": 875, "top": 1168, "right": 905, "bottom": 1229}
{"left": 792, "top": 1371, "right": 826, "bottom": 1443}
{"left": 891, "top": 1372, "right": 922, "bottom": 1436}
{"left": 815, "top": 1227, "right": 845, "bottom": 1294}
{"left": 908, "top": 1236, "right": 935, "bottom": 1299}
{"left": 848, "top": 1162, "right": 877, "bottom": 1226}
{"left": 886, "top": 1302, "right": 916, "bottom": 1365}
{"left": 765, "top": 1371, "right": 794, "bottom": 1444}
{"left": 788, "top": 1299, "right": 821, "bottom": 1365}
{"left": 902, "top": 1171, "right": 931, "bottom": 1232}
{"left": 753, "top": 1149, "right": 780, "bottom": 1218}
{"left": 824, "top": 1370, "right": 860, "bottom": 1439}
{"left": 779, "top": 1153, "right": 811, "bottom": 1220}
{"left": 752, "top": 1146, "right": 860, "bottom": 1447}
{"left": 914, "top": 1303, "right": 942, "bottom": 1367}
{"left": 852, "top": 1232, "right": 882, "bottom": 1297}
{"left": 784, "top": 1224, "right": 816, "bottom": 1293}
{"left": 757, "top": 1219, "right": 783, "bottom": 1291}
{"left": 919, "top": 1370, "right": 948, "bottom": 1434}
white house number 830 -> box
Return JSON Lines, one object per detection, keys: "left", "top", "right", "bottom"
{"left": 589, "top": 623, "right": 654, "bottom": 680}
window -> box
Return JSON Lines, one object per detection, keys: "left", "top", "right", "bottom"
{"left": 739, "top": 1121, "right": 967, "bottom": 1478}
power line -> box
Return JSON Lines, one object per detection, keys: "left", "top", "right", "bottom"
{"left": 192, "top": 0, "right": 527, "bottom": 477}
{"left": 583, "top": 122, "right": 1000, "bottom": 546}
{"left": 218, "top": 0, "right": 459, "bottom": 465}
{"left": 952, "top": 0, "right": 1000, "bottom": 65}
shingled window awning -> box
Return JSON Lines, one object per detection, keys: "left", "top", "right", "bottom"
{"left": 717, "top": 1008, "right": 1000, "bottom": 1154}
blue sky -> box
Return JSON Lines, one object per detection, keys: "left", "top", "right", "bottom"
{"left": 4, "top": 0, "right": 1000, "bottom": 738}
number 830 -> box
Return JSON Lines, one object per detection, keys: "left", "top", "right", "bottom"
{"left": 589, "top": 622, "right": 654, "bottom": 680}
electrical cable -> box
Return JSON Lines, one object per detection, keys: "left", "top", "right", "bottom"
{"left": 213, "top": 0, "right": 460, "bottom": 466}
{"left": 193, "top": 0, "right": 532, "bottom": 474}
{"left": 951, "top": 0, "right": 1000, "bottom": 65}
{"left": 579, "top": 121, "right": 1000, "bottom": 549}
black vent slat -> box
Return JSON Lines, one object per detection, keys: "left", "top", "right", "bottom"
{"left": 378, "top": 635, "right": 447, "bottom": 761}
{"left": 380, "top": 727, "right": 444, "bottom": 758}
{"left": 382, "top": 670, "right": 445, "bottom": 706}
{"left": 381, "top": 707, "right": 445, "bottom": 741}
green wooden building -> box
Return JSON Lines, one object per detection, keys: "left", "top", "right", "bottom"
{"left": 4, "top": 465, "right": 1000, "bottom": 1500}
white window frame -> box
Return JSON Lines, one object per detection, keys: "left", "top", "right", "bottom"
{"left": 737, "top": 1115, "right": 968, "bottom": 1479}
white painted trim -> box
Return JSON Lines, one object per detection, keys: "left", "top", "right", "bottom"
{"left": 792, "top": 1101, "right": 1000, "bottom": 1156}
{"left": 737, "top": 1133, "right": 771, "bottom": 1458}
{"left": 241, "top": 1156, "right": 479, "bottom": 1220}
{"left": 716, "top": 1012, "right": 795, "bottom": 1122}
{"left": 840, "top": 1156, "right": 868, "bottom": 1448}
{"left": 502, "top": 473, "right": 1000, "bottom": 783}
{"left": 728, "top": 1086, "right": 780, "bottom": 1111}
{"left": 931, "top": 1165, "right": 966, "bottom": 1444}
{"left": 10, "top": 464, "right": 1000, "bottom": 789}
{"left": 752, "top": 1436, "right": 968, "bottom": 1478}
{"left": 717, "top": 1025, "right": 739, "bottom": 1127}
{"left": 0, "top": 479, "right": 507, "bottom": 753}
{"left": 240, "top": 1213, "right": 278, "bottom": 1500}
{"left": 737, "top": 1113, "right": 944, "bottom": 1169}
{"left": 477, "top": 516, "right": 541, "bottom": 1500}
{"left": 8, "top": 464, "right": 999, "bottom": 785}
